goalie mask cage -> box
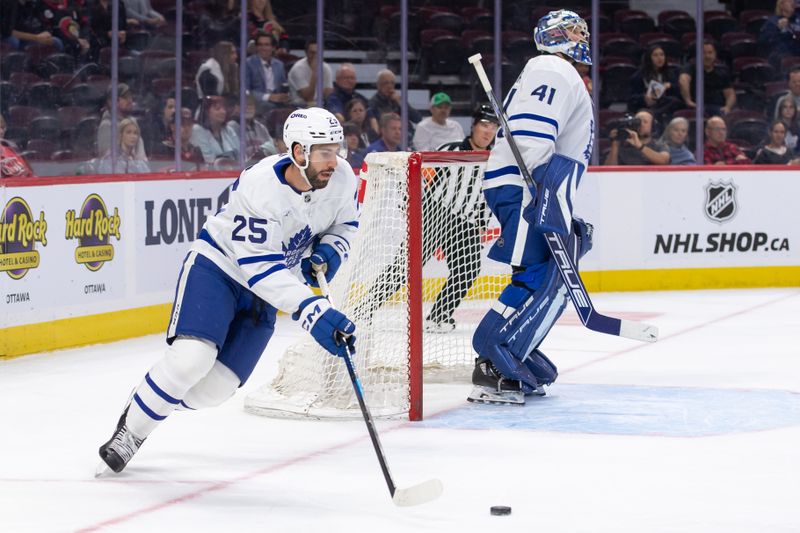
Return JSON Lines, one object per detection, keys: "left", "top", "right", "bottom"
{"left": 244, "top": 150, "right": 508, "bottom": 421}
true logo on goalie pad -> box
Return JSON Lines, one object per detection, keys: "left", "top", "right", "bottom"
{"left": 704, "top": 181, "right": 737, "bottom": 224}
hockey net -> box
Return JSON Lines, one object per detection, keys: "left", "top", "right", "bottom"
{"left": 244, "top": 150, "right": 509, "bottom": 420}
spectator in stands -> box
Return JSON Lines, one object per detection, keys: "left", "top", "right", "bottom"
{"left": 774, "top": 68, "right": 800, "bottom": 116}
{"left": 629, "top": 45, "right": 681, "bottom": 123}
{"left": 141, "top": 95, "right": 176, "bottom": 156}
{"left": 151, "top": 107, "right": 205, "bottom": 170}
{"left": 98, "top": 118, "right": 151, "bottom": 174}
{"left": 363, "top": 112, "right": 403, "bottom": 155}
{"left": 436, "top": 103, "right": 499, "bottom": 151}
{"left": 125, "top": 0, "right": 165, "bottom": 29}
{"left": 97, "top": 83, "right": 147, "bottom": 161}
{"left": 288, "top": 39, "right": 334, "bottom": 107}
{"left": 678, "top": 41, "right": 735, "bottom": 117}
{"left": 89, "top": 0, "right": 128, "bottom": 61}
{"left": 4, "top": 0, "right": 63, "bottom": 51}
{"left": 191, "top": 96, "right": 240, "bottom": 164}
{"left": 604, "top": 109, "right": 670, "bottom": 165}
{"left": 775, "top": 94, "right": 799, "bottom": 150}
{"left": 196, "top": 40, "right": 239, "bottom": 100}
{"left": 367, "top": 69, "right": 422, "bottom": 135}
{"left": 704, "top": 116, "right": 751, "bottom": 165}
{"left": 412, "top": 92, "right": 465, "bottom": 152}
{"left": 753, "top": 120, "right": 800, "bottom": 164}
{"left": 342, "top": 121, "right": 366, "bottom": 169}
{"left": 324, "top": 63, "right": 368, "bottom": 123}
{"left": 244, "top": 0, "right": 285, "bottom": 47}
{"left": 659, "top": 117, "right": 696, "bottom": 165}
{"left": 345, "top": 98, "right": 378, "bottom": 145}
{"left": 228, "top": 94, "right": 277, "bottom": 162}
{"left": 245, "top": 30, "right": 289, "bottom": 116}
{"left": 0, "top": 115, "right": 34, "bottom": 178}
{"left": 759, "top": 0, "right": 800, "bottom": 68}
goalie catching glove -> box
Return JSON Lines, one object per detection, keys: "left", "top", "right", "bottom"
{"left": 301, "top": 242, "right": 343, "bottom": 287}
{"left": 293, "top": 295, "right": 356, "bottom": 357}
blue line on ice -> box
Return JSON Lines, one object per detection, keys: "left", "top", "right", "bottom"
{"left": 420, "top": 384, "right": 800, "bottom": 437}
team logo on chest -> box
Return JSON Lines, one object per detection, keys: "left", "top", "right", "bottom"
{"left": 282, "top": 225, "right": 313, "bottom": 267}
{"left": 704, "top": 181, "right": 737, "bottom": 223}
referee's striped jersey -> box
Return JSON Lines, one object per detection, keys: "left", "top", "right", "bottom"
{"left": 426, "top": 137, "right": 490, "bottom": 227}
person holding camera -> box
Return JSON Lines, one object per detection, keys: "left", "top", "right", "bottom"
{"left": 604, "top": 109, "right": 670, "bottom": 165}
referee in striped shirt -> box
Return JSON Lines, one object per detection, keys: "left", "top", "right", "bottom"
{"left": 355, "top": 104, "right": 500, "bottom": 331}
{"left": 422, "top": 104, "right": 499, "bottom": 331}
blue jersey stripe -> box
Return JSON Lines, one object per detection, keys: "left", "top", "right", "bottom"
{"left": 511, "top": 130, "right": 557, "bottom": 142}
{"left": 484, "top": 165, "right": 521, "bottom": 180}
{"left": 508, "top": 113, "right": 559, "bottom": 133}
{"left": 237, "top": 253, "right": 285, "bottom": 265}
{"left": 198, "top": 229, "right": 225, "bottom": 256}
{"left": 343, "top": 220, "right": 359, "bottom": 228}
{"left": 326, "top": 233, "right": 350, "bottom": 247}
{"left": 145, "top": 373, "right": 180, "bottom": 404}
{"left": 247, "top": 264, "right": 287, "bottom": 287}
{"left": 133, "top": 393, "right": 167, "bottom": 421}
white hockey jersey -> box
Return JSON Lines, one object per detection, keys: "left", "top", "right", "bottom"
{"left": 192, "top": 153, "right": 360, "bottom": 314}
{"left": 484, "top": 54, "right": 594, "bottom": 191}
{"left": 482, "top": 54, "right": 594, "bottom": 267}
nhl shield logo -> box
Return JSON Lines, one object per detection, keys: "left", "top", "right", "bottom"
{"left": 704, "top": 181, "right": 737, "bottom": 223}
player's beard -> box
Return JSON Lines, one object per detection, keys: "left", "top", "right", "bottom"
{"left": 306, "top": 164, "right": 335, "bottom": 189}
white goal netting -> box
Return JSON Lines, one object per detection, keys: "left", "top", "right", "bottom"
{"left": 244, "top": 151, "right": 510, "bottom": 420}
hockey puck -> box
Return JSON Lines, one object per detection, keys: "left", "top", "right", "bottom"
{"left": 490, "top": 506, "right": 512, "bottom": 516}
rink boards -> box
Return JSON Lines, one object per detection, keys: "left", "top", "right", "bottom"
{"left": 1, "top": 164, "right": 798, "bottom": 357}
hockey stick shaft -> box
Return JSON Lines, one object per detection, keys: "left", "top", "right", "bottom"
{"left": 316, "top": 272, "right": 443, "bottom": 506}
{"left": 468, "top": 54, "right": 658, "bottom": 343}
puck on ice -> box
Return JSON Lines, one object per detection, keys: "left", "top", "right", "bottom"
{"left": 490, "top": 506, "right": 511, "bottom": 516}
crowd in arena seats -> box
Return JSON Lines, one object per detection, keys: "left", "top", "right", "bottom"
{"left": 2, "top": 0, "right": 800, "bottom": 177}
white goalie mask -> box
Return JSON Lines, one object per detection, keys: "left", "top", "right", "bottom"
{"left": 283, "top": 107, "right": 346, "bottom": 182}
{"left": 534, "top": 10, "right": 592, "bottom": 66}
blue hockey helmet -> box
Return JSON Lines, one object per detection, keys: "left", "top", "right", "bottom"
{"left": 534, "top": 10, "right": 592, "bottom": 66}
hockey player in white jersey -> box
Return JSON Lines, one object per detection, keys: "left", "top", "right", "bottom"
{"left": 98, "top": 108, "right": 361, "bottom": 474}
{"left": 469, "top": 10, "right": 596, "bottom": 405}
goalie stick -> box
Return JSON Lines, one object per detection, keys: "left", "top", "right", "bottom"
{"left": 468, "top": 53, "right": 658, "bottom": 343}
{"left": 316, "top": 270, "right": 443, "bottom": 507}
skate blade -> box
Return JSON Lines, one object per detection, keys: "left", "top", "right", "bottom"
{"left": 467, "top": 386, "right": 525, "bottom": 405}
{"left": 94, "top": 461, "right": 113, "bottom": 478}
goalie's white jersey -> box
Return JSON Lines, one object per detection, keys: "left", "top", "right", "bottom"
{"left": 192, "top": 153, "right": 360, "bottom": 314}
{"left": 484, "top": 54, "right": 594, "bottom": 191}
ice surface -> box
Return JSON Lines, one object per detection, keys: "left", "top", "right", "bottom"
{"left": 1, "top": 288, "right": 799, "bottom": 532}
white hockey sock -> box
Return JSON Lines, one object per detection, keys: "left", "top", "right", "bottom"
{"left": 181, "top": 361, "right": 240, "bottom": 409}
{"left": 126, "top": 337, "right": 217, "bottom": 438}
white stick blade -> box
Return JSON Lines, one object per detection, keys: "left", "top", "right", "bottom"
{"left": 94, "top": 462, "right": 112, "bottom": 478}
{"left": 468, "top": 53, "right": 482, "bottom": 64}
{"left": 619, "top": 320, "right": 659, "bottom": 343}
{"left": 392, "top": 478, "right": 443, "bottom": 507}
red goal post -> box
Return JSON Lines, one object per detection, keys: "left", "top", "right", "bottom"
{"left": 244, "top": 150, "right": 507, "bottom": 421}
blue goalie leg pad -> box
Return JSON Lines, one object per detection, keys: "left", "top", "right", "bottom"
{"left": 522, "top": 349, "right": 558, "bottom": 386}
{"left": 472, "top": 312, "right": 543, "bottom": 396}
{"left": 471, "top": 220, "right": 593, "bottom": 393}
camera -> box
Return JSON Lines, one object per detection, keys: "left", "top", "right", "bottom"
{"left": 613, "top": 115, "right": 641, "bottom": 141}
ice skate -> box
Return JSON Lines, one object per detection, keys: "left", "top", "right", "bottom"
{"left": 96, "top": 407, "right": 145, "bottom": 475}
{"left": 423, "top": 317, "right": 455, "bottom": 334}
{"left": 467, "top": 358, "right": 528, "bottom": 405}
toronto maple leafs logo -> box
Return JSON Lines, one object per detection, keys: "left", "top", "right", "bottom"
{"left": 282, "top": 225, "right": 313, "bottom": 267}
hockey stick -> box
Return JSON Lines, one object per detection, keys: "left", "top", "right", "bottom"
{"left": 468, "top": 53, "right": 658, "bottom": 343}
{"left": 316, "top": 271, "right": 443, "bottom": 507}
